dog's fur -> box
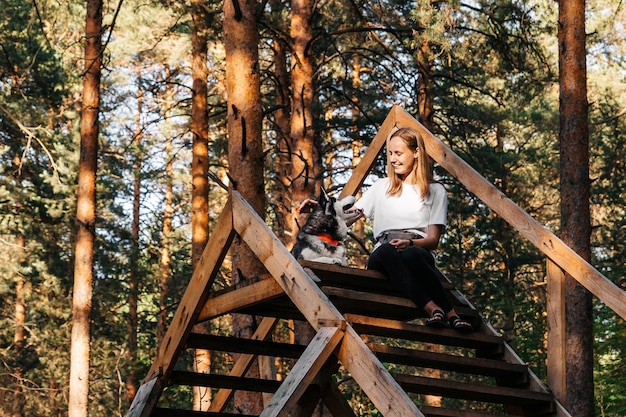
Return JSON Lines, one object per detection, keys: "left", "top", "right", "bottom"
{"left": 291, "top": 188, "right": 357, "bottom": 266}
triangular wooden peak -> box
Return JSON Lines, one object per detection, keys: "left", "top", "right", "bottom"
{"left": 127, "top": 106, "right": 579, "bottom": 417}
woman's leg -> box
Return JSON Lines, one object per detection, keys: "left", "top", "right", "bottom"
{"left": 399, "top": 246, "right": 454, "bottom": 314}
{"left": 367, "top": 244, "right": 432, "bottom": 309}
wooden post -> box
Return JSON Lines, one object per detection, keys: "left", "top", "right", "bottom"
{"left": 547, "top": 260, "right": 566, "bottom": 405}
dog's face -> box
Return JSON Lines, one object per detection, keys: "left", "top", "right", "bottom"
{"left": 301, "top": 188, "right": 358, "bottom": 239}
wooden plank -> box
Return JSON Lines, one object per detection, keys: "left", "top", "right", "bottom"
{"left": 153, "top": 408, "right": 257, "bottom": 417}
{"left": 126, "top": 377, "right": 163, "bottom": 417}
{"left": 346, "top": 314, "right": 503, "bottom": 354}
{"left": 186, "top": 333, "right": 305, "bottom": 358}
{"left": 420, "top": 405, "right": 519, "bottom": 417}
{"left": 209, "top": 317, "right": 278, "bottom": 413}
{"left": 170, "top": 370, "right": 281, "bottom": 392}
{"left": 198, "top": 276, "right": 285, "bottom": 322}
{"left": 391, "top": 105, "right": 626, "bottom": 320}
{"left": 259, "top": 327, "right": 345, "bottom": 417}
{"left": 394, "top": 373, "right": 554, "bottom": 408}
{"left": 231, "top": 191, "right": 424, "bottom": 416}
{"left": 369, "top": 344, "right": 528, "bottom": 384}
{"left": 546, "top": 260, "right": 566, "bottom": 405}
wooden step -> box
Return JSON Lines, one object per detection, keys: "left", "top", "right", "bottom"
{"left": 186, "top": 333, "right": 306, "bottom": 358}
{"left": 323, "top": 286, "right": 480, "bottom": 324}
{"left": 420, "top": 405, "right": 519, "bottom": 417}
{"left": 170, "top": 370, "right": 280, "bottom": 393}
{"left": 153, "top": 409, "right": 256, "bottom": 417}
{"left": 346, "top": 314, "right": 504, "bottom": 357}
{"left": 395, "top": 374, "right": 555, "bottom": 415}
{"left": 369, "top": 343, "right": 529, "bottom": 386}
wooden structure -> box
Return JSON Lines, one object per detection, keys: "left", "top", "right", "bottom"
{"left": 127, "top": 106, "right": 626, "bottom": 417}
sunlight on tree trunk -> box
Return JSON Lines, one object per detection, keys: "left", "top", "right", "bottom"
{"left": 290, "top": 0, "right": 321, "bottom": 213}
{"left": 558, "top": 1, "right": 594, "bottom": 416}
{"left": 224, "top": 0, "right": 265, "bottom": 412}
{"left": 158, "top": 67, "right": 175, "bottom": 347}
{"left": 13, "top": 234, "right": 26, "bottom": 417}
{"left": 68, "top": 1, "right": 102, "bottom": 415}
{"left": 125, "top": 82, "right": 143, "bottom": 406}
{"left": 190, "top": 0, "right": 211, "bottom": 410}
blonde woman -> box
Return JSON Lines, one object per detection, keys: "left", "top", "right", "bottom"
{"left": 348, "top": 127, "right": 472, "bottom": 332}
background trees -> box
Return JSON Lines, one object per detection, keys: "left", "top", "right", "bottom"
{"left": 0, "top": 0, "right": 625, "bottom": 415}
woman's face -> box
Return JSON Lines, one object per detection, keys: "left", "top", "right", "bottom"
{"left": 388, "top": 136, "right": 418, "bottom": 179}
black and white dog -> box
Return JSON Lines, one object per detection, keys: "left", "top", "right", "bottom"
{"left": 291, "top": 188, "right": 358, "bottom": 266}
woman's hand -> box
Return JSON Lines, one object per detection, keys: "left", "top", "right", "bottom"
{"left": 297, "top": 198, "right": 318, "bottom": 214}
{"left": 344, "top": 207, "right": 364, "bottom": 226}
{"left": 390, "top": 238, "right": 413, "bottom": 251}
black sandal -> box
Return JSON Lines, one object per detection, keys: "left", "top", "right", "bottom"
{"left": 449, "top": 316, "right": 473, "bottom": 333}
{"left": 426, "top": 309, "right": 449, "bottom": 328}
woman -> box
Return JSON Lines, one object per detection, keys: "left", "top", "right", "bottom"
{"left": 348, "top": 127, "right": 472, "bottom": 332}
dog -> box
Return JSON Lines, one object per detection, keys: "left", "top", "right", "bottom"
{"left": 291, "top": 188, "right": 358, "bottom": 266}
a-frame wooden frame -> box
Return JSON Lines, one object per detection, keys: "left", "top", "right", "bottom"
{"left": 128, "top": 187, "right": 424, "bottom": 417}
{"left": 128, "top": 105, "right": 625, "bottom": 417}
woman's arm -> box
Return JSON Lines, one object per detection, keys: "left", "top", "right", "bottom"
{"left": 389, "top": 224, "right": 443, "bottom": 251}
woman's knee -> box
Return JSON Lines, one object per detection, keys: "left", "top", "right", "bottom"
{"left": 402, "top": 246, "right": 436, "bottom": 266}
{"left": 368, "top": 243, "right": 397, "bottom": 269}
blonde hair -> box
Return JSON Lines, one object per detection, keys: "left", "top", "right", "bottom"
{"left": 386, "top": 127, "right": 434, "bottom": 198}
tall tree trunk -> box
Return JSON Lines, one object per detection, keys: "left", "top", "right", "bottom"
{"left": 68, "top": 1, "right": 102, "bottom": 415}
{"left": 289, "top": 0, "right": 320, "bottom": 385}
{"left": 126, "top": 82, "right": 143, "bottom": 406}
{"left": 290, "top": 0, "right": 320, "bottom": 216}
{"left": 349, "top": 55, "right": 366, "bottom": 266}
{"left": 270, "top": 0, "right": 293, "bottom": 246}
{"left": 13, "top": 233, "right": 26, "bottom": 417}
{"left": 158, "top": 66, "right": 175, "bottom": 347}
{"left": 558, "top": 1, "right": 594, "bottom": 416}
{"left": 224, "top": 0, "right": 265, "bottom": 413}
{"left": 190, "top": 0, "right": 211, "bottom": 410}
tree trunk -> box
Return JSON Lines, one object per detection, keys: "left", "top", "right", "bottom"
{"left": 290, "top": 0, "right": 321, "bottom": 217}
{"left": 13, "top": 233, "right": 26, "bottom": 417}
{"left": 558, "top": 1, "right": 594, "bottom": 416}
{"left": 126, "top": 81, "right": 143, "bottom": 406}
{"left": 190, "top": 0, "right": 211, "bottom": 410}
{"left": 68, "top": 1, "right": 102, "bottom": 415}
{"left": 270, "top": 0, "right": 293, "bottom": 246}
{"left": 158, "top": 66, "right": 175, "bottom": 347}
{"left": 224, "top": 0, "right": 265, "bottom": 413}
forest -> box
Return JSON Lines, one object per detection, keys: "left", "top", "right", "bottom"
{"left": 0, "top": 0, "right": 625, "bottom": 416}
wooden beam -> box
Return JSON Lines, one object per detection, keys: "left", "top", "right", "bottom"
{"left": 546, "top": 260, "right": 566, "bottom": 404}
{"left": 390, "top": 105, "right": 626, "bottom": 320}
{"left": 259, "top": 327, "right": 344, "bottom": 417}
{"left": 198, "top": 276, "right": 285, "bottom": 322}
{"left": 126, "top": 377, "right": 163, "bottom": 417}
{"left": 231, "top": 191, "right": 424, "bottom": 416}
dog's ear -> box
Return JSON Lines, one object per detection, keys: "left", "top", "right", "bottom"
{"left": 318, "top": 187, "right": 329, "bottom": 206}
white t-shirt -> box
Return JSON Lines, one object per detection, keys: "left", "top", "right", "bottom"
{"left": 355, "top": 178, "right": 448, "bottom": 240}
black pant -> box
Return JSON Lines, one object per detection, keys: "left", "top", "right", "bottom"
{"left": 367, "top": 243, "right": 453, "bottom": 314}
